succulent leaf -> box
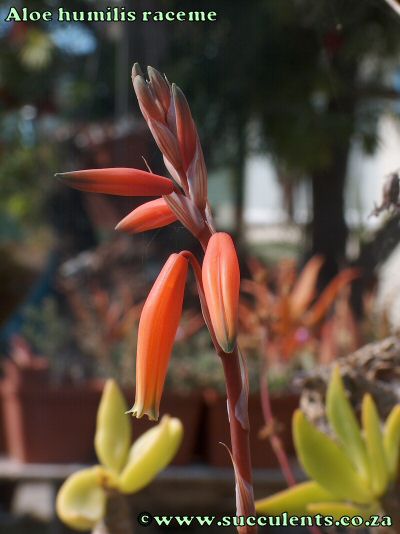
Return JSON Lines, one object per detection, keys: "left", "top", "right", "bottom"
{"left": 94, "top": 380, "right": 131, "bottom": 473}
{"left": 307, "top": 501, "right": 380, "bottom": 521}
{"left": 326, "top": 366, "right": 369, "bottom": 479}
{"left": 256, "top": 481, "right": 336, "bottom": 515}
{"left": 293, "top": 410, "right": 374, "bottom": 504}
{"left": 383, "top": 404, "right": 400, "bottom": 481}
{"left": 362, "top": 394, "right": 389, "bottom": 497}
{"left": 56, "top": 466, "right": 107, "bottom": 531}
{"left": 118, "top": 415, "right": 183, "bottom": 494}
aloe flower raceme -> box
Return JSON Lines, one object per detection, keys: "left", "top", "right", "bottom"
{"left": 57, "top": 64, "right": 257, "bottom": 532}
{"left": 57, "top": 380, "right": 183, "bottom": 532}
{"left": 129, "top": 253, "right": 189, "bottom": 420}
{"left": 256, "top": 366, "right": 400, "bottom": 530}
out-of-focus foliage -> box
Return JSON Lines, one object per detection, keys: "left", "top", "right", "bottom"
{"left": 240, "top": 255, "right": 360, "bottom": 363}
{"left": 256, "top": 366, "right": 400, "bottom": 520}
{"left": 0, "top": 1, "right": 115, "bottom": 237}
{"left": 168, "top": 0, "right": 400, "bottom": 171}
{"left": 57, "top": 379, "right": 183, "bottom": 531}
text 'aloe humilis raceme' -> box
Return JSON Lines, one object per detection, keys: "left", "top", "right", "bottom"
{"left": 202, "top": 232, "right": 240, "bottom": 353}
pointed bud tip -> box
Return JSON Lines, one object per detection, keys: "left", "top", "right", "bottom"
{"left": 132, "top": 62, "right": 143, "bottom": 79}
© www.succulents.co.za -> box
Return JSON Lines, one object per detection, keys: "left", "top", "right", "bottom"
{"left": 56, "top": 380, "right": 183, "bottom": 531}
{"left": 256, "top": 366, "right": 400, "bottom": 527}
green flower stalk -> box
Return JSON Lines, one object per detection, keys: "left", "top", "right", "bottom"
{"left": 256, "top": 366, "right": 400, "bottom": 529}
{"left": 56, "top": 380, "right": 183, "bottom": 532}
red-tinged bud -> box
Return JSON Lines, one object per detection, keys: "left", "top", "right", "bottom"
{"left": 147, "top": 66, "right": 171, "bottom": 114}
{"left": 187, "top": 138, "right": 208, "bottom": 211}
{"left": 147, "top": 119, "right": 183, "bottom": 173}
{"left": 133, "top": 76, "right": 165, "bottom": 123}
{"left": 202, "top": 233, "right": 240, "bottom": 353}
{"left": 115, "top": 198, "right": 177, "bottom": 234}
{"left": 173, "top": 84, "right": 197, "bottom": 170}
{"left": 129, "top": 254, "right": 188, "bottom": 420}
{"left": 56, "top": 168, "right": 174, "bottom": 197}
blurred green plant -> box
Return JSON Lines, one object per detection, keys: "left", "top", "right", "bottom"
{"left": 56, "top": 379, "right": 183, "bottom": 532}
{"left": 0, "top": 111, "right": 58, "bottom": 237}
{"left": 256, "top": 366, "right": 400, "bottom": 526}
{"left": 21, "top": 297, "right": 90, "bottom": 382}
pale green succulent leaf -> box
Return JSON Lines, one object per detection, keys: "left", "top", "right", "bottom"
{"left": 383, "top": 404, "right": 400, "bottom": 481}
{"left": 56, "top": 466, "right": 107, "bottom": 531}
{"left": 293, "top": 410, "right": 373, "bottom": 504}
{"left": 362, "top": 394, "right": 389, "bottom": 497}
{"left": 326, "top": 366, "right": 369, "bottom": 479}
{"left": 256, "top": 481, "right": 336, "bottom": 515}
{"left": 95, "top": 379, "right": 132, "bottom": 473}
{"left": 118, "top": 415, "right": 183, "bottom": 494}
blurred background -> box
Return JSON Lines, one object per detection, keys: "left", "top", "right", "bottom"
{"left": 1, "top": 0, "right": 400, "bottom": 532}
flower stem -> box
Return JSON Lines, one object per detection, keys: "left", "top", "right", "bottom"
{"left": 260, "top": 366, "right": 323, "bottom": 534}
{"left": 92, "top": 490, "right": 134, "bottom": 534}
{"left": 220, "top": 347, "right": 257, "bottom": 533}
{"left": 260, "top": 372, "right": 296, "bottom": 487}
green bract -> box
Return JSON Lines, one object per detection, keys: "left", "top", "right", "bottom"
{"left": 56, "top": 379, "right": 183, "bottom": 531}
{"left": 256, "top": 366, "right": 400, "bottom": 517}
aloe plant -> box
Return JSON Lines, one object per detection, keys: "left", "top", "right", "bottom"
{"left": 256, "top": 366, "right": 400, "bottom": 531}
{"left": 57, "top": 64, "right": 257, "bottom": 532}
{"left": 56, "top": 380, "right": 183, "bottom": 533}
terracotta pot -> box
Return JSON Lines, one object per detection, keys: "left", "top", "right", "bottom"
{"left": 1, "top": 379, "right": 103, "bottom": 463}
{"left": 124, "top": 390, "right": 204, "bottom": 465}
{"left": 0, "top": 401, "right": 6, "bottom": 454}
{"left": 2, "top": 358, "right": 49, "bottom": 388}
{"left": 204, "top": 391, "right": 299, "bottom": 468}
{"left": 1, "top": 376, "right": 203, "bottom": 465}
{"left": 0, "top": 357, "right": 50, "bottom": 455}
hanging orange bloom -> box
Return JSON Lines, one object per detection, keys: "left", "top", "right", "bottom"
{"left": 129, "top": 253, "right": 188, "bottom": 420}
{"left": 56, "top": 168, "right": 174, "bottom": 197}
{"left": 115, "top": 198, "right": 177, "bottom": 234}
{"left": 202, "top": 232, "right": 240, "bottom": 353}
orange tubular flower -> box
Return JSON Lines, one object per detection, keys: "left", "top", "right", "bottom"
{"left": 202, "top": 232, "right": 240, "bottom": 353}
{"left": 115, "top": 198, "right": 177, "bottom": 234}
{"left": 56, "top": 168, "right": 174, "bottom": 197}
{"left": 129, "top": 253, "right": 188, "bottom": 421}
